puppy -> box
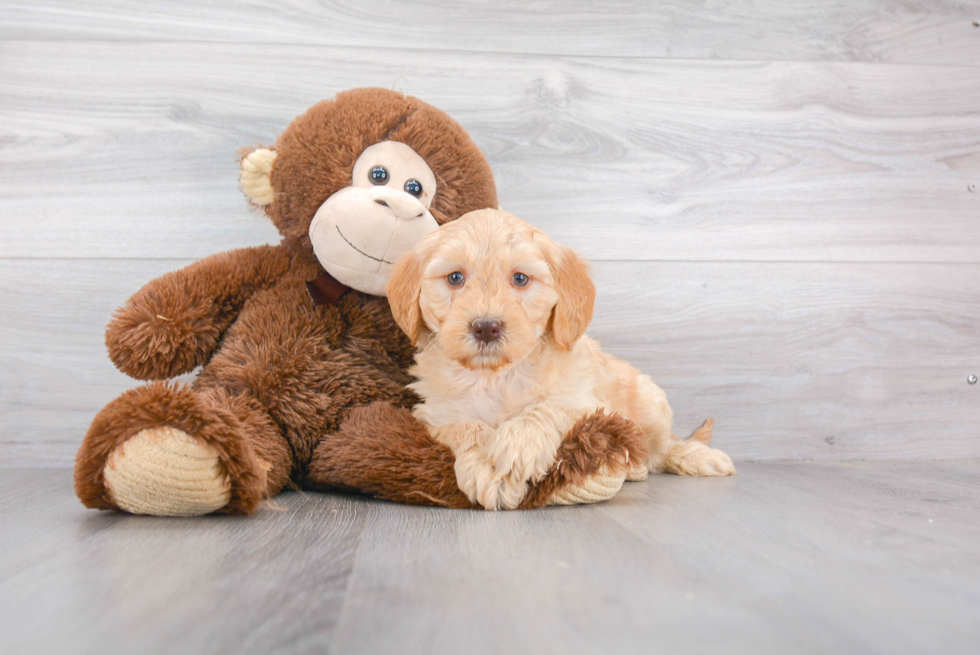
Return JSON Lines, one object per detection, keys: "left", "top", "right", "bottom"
{"left": 387, "top": 209, "right": 735, "bottom": 510}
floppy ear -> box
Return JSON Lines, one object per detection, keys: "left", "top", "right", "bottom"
{"left": 239, "top": 147, "right": 277, "bottom": 206}
{"left": 386, "top": 250, "right": 426, "bottom": 344}
{"left": 549, "top": 242, "right": 596, "bottom": 350}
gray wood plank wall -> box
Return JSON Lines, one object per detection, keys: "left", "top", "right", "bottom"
{"left": 1, "top": 1, "right": 978, "bottom": 466}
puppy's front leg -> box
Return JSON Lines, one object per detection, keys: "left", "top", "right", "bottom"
{"left": 428, "top": 421, "right": 494, "bottom": 456}
{"left": 427, "top": 421, "right": 497, "bottom": 504}
{"left": 470, "top": 400, "right": 576, "bottom": 511}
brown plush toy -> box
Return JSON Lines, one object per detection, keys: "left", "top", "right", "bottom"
{"left": 74, "top": 88, "right": 645, "bottom": 515}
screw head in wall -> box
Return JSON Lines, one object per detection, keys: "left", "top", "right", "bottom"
{"left": 970, "top": 183, "right": 977, "bottom": 192}
{"left": 969, "top": 374, "right": 978, "bottom": 385}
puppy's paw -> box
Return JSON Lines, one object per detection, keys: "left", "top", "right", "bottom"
{"left": 663, "top": 440, "right": 736, "bottom": 477}
{"left": 486, "top": 422, "right": 560, "bottom": 487}
{"left": 453, "top": 448, "right": 486, "bottom": 504}
{"left": 476, "top": 471, "right": 529, "bottom": 511}
{"left": 452, "top": 446, "right": 532, "bottom": 511}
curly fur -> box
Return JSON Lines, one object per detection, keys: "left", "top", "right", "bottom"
{"left": 389, "top": 210, "right": 735, "bottom": 509}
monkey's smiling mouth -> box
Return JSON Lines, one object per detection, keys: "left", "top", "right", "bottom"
{"left": 335, "top": 226, "right": 393, "bottom": 265}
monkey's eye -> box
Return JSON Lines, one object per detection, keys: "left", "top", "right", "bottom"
{"left": 512, "top": 273, "right": 530, "bottom": 287}
{"left": 404, "top": 179, "right": 423, "bottom": 197}
{"left": 447, "top": 272, "right": 465, "bottom": 287}
{"left": 369, "top": 166, "right": 389, "bottom": 185}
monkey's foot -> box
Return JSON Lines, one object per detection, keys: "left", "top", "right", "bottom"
{"left": 518, "top": 410, "right": 648, "bottom": 509}
{"left": 547, "top": 465, "right": 626, "bottom": 505}
{"left": 75, "top": 382, "right": 272, "bottom": 516}
{"left": 103, "top": 426, "right": 231, "bottom": 516}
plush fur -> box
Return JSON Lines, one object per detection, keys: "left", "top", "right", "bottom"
{"left": 388, "top": 209, "right": 736, "bottom": 510}
{"left": 307, "top": 402, "right": 648, "bottom": 510}
{"left": 74, "top": 88, "right": 644, "bottom": 514}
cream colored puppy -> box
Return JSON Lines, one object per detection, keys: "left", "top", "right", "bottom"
{"left": 388, "top": 209, "right": 735, "bottom": 510}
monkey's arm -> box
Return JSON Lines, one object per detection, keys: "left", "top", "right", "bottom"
{"left": 106, "top": 245, "right": 292, "bottom": 380}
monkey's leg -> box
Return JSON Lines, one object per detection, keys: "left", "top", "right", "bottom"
{"left": 520, "top": 410, "right": 649, "bottom": 509}
{"left": 308, "top": 403, "right": 648, "bottom": 510}
{"left": 308, "top": 401, "right": 475, "bottom": 508}
{"left": 74, "top": 382, "right": 291, "bottom": 516}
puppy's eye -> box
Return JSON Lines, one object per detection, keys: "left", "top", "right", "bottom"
{"left": 404, "top": 179, "right": 423, "bottom": 197}
{"left": 512, "top": 272, "right": 530, "bottom": 287}
{"left": 447, "top": 272, "right": 465, "bottom": 287}
{"left": 369, "top": 166, "right": 389, "bottom": 185}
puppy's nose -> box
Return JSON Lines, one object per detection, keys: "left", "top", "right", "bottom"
{"left": 472, "top": 318, "right": 503, "bottom": 344}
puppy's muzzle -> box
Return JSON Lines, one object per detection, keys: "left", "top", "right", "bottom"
{"left": 471, "top": 318, "right": 503, "bottom": 344}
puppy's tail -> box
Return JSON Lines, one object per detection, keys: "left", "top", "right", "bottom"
{"left": 671, "top": 418, "right": 714, "bottom": 445}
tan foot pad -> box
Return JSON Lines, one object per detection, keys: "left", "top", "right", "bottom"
{"left": 103, "top": 426, "right": 232, "bottom": 516}
{"left": 548, "top": 465, "right": 626, "bottom": 506}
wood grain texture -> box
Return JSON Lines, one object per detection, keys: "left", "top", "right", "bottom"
{"left": 2, "top": 258, "right": 977, "bottom": 466}
{"left": 2, "top": 463, "right": 977, "bottom": 654}
{"left": 1, "top": 0, "right": 979, "bottom": 66}
{"left": 0, "top": 258, "right": 196, "bottom": 467}
{"left": 1, "top": 6, "right": 979, "bottom": 467}
{"left": 0, "top": 468, "right": 367, "bottom": 654}
{"left": 1, "top": 43, "right": 978, "bottom": 263}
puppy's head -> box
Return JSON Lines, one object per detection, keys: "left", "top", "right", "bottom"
{"left": 387, "top": 208, "right": 595, "bottom": 370}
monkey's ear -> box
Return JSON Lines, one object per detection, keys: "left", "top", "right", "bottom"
{"left": 239, "top": 148, "right": 277, "bottom": 206}
{"left": 386, "top": 250, "right": 427, "bottom": 344}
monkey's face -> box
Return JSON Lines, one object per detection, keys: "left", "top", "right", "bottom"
{"left": 239, "top": 89, "right": 499, "bottom": 297}
{"left": 308, "top": 141, "right": 440, "bottom": 295}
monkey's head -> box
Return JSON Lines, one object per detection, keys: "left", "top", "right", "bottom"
{"left": 239, "top": 88, "right": 498, "bottom": 295}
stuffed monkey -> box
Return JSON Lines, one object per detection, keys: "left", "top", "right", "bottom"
{"left": 74, "top": 88, "right": 646, "bottom": 515}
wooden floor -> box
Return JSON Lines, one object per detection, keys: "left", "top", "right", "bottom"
{"left": 1, "top": 462, "right": 978, "bottom": 654}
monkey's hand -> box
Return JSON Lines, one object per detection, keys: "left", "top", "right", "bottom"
{"left": 106, "top": 245, "right": 290, "bottom": 380}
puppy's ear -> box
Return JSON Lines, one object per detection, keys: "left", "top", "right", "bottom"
{"left": 386, "top": 250, "right": 426, "bottom": 344}
{"left": 546, "top": 240, "right": 596, "bottom": 350}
